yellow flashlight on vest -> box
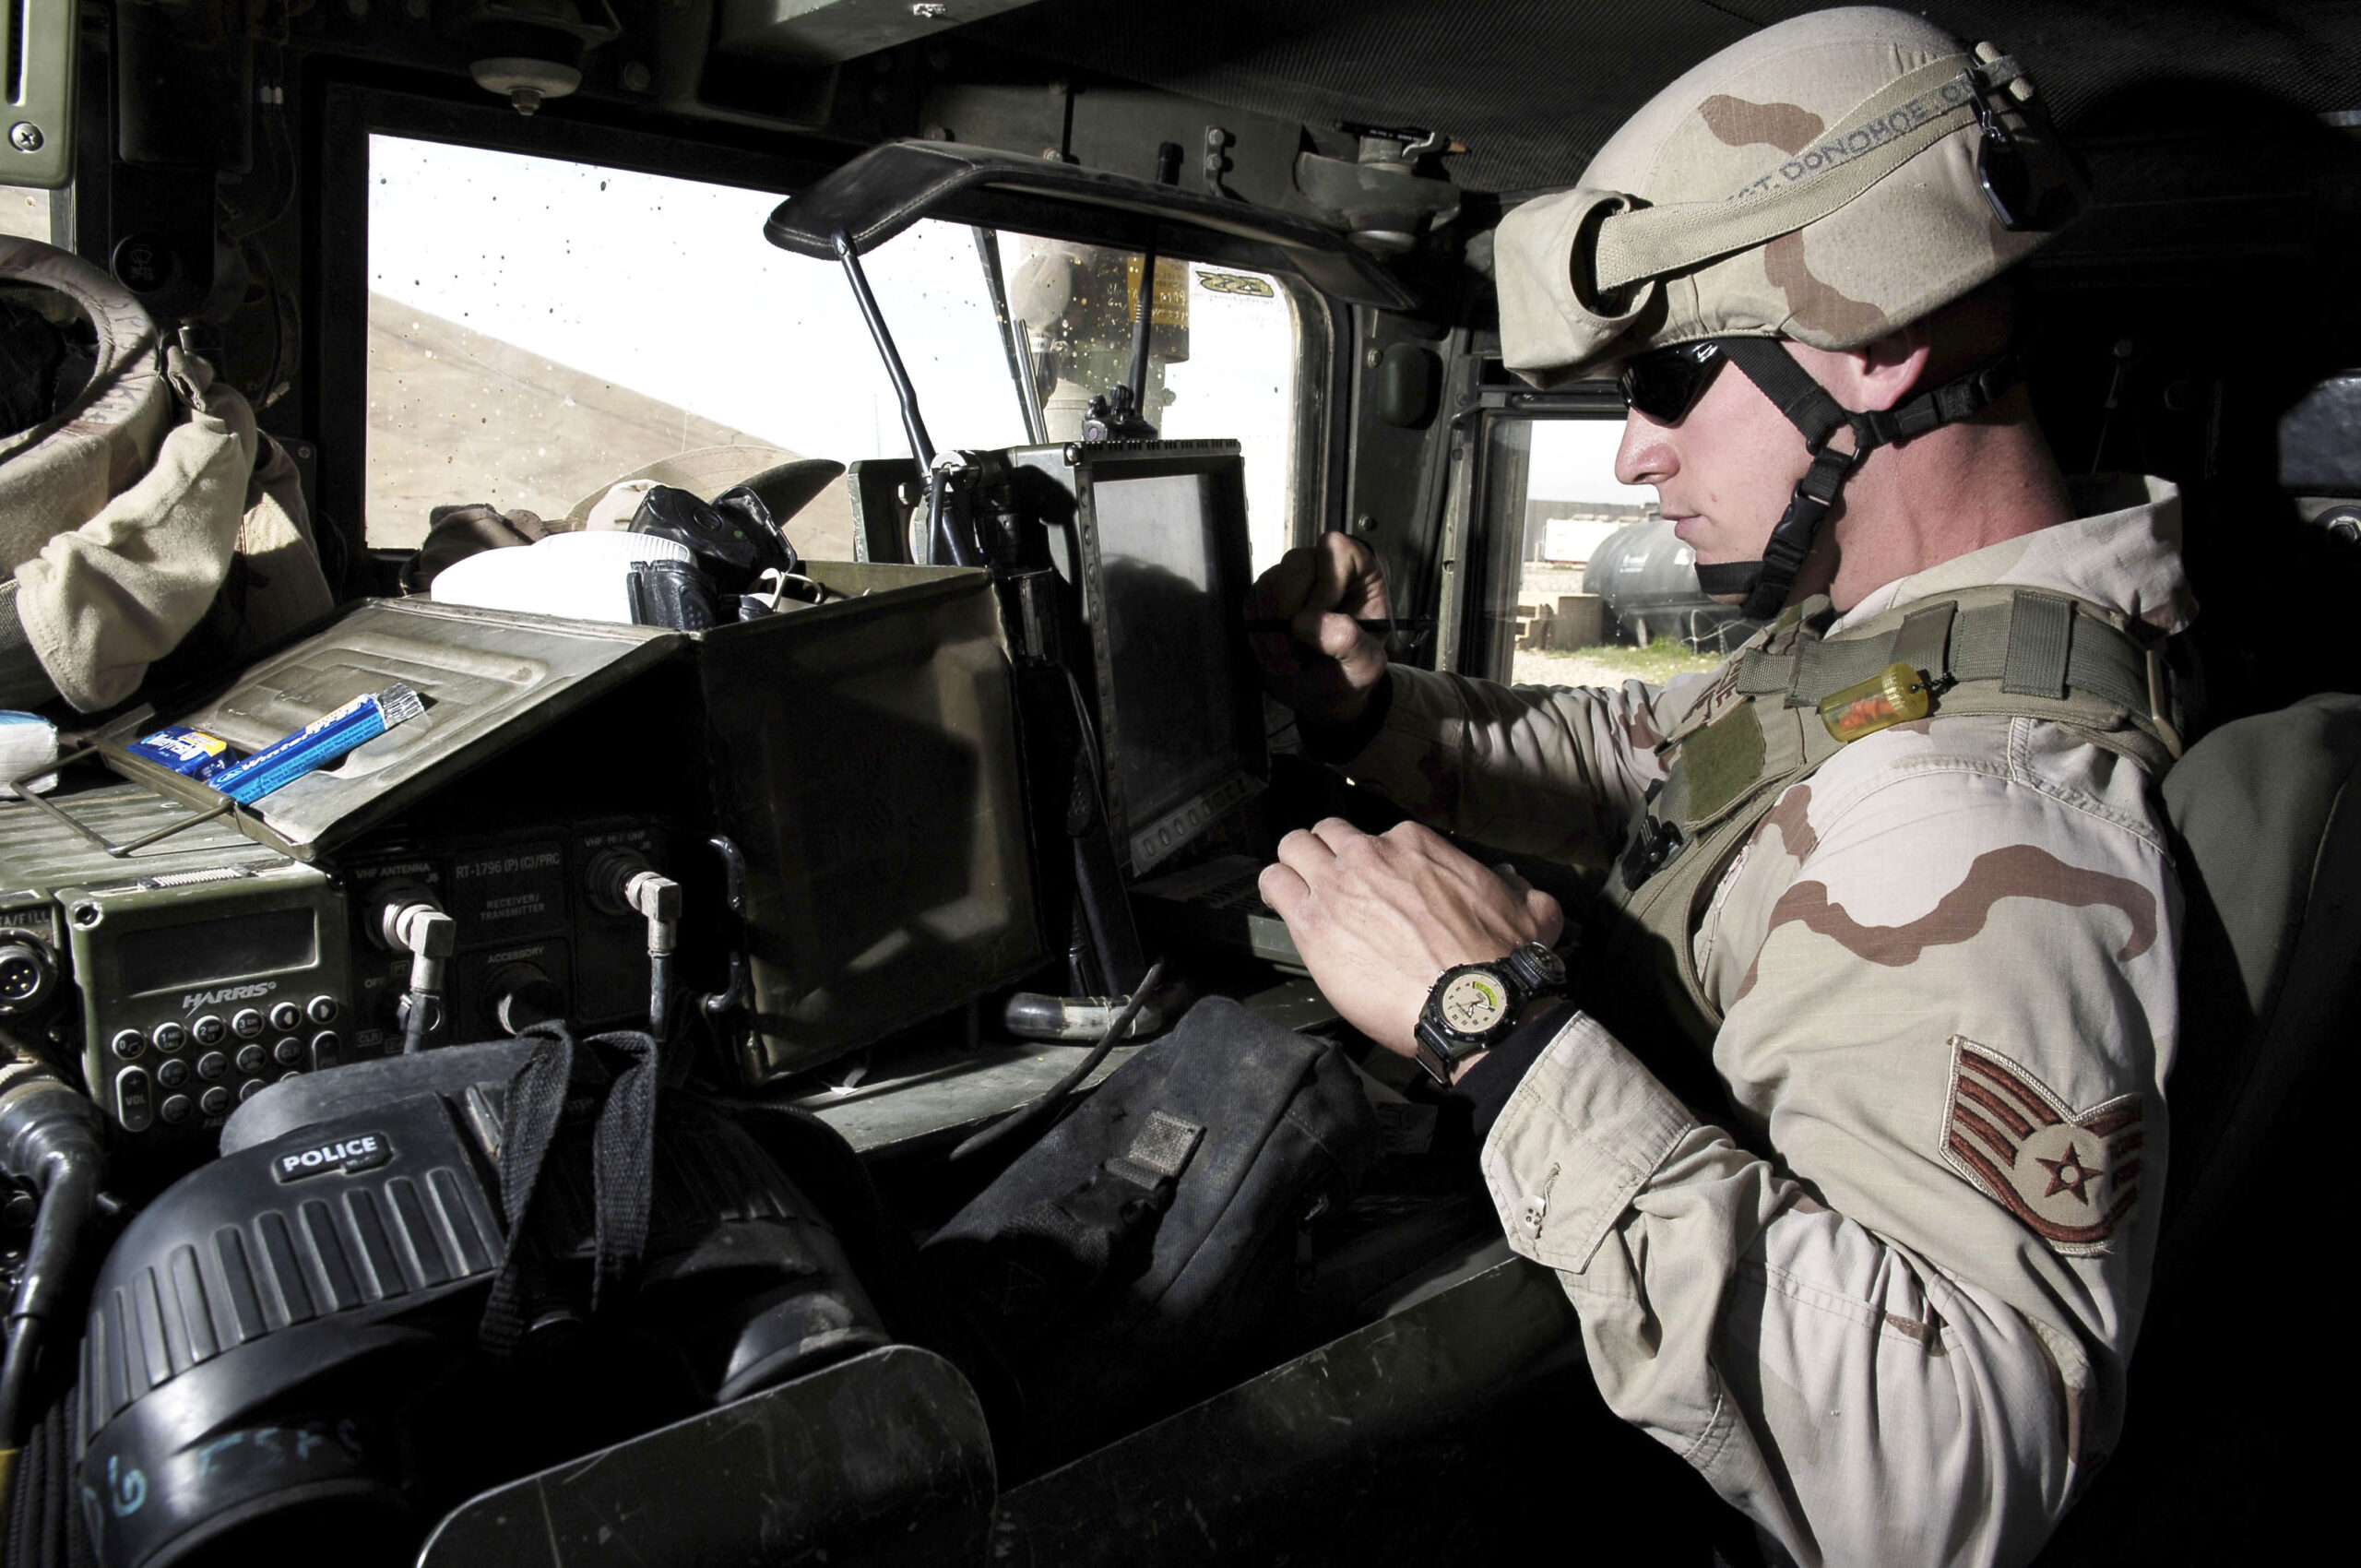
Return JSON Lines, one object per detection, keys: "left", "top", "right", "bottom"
{"left": 1819, "top": 662, "right": 1935, "bottom": 742}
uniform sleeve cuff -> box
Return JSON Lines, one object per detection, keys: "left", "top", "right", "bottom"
{"left": 1477, "top": 1013, "right": 1701, "bottom": 1272}
{"left": 1446, "top": 997, "right": 1575, "bottom": 1144}
{"left": 1297, "top": 670, "right": 1395, "bottom": 764}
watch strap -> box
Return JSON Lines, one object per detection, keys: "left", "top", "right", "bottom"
{"left": 1412, "top": 1016, "right": 1467, "bottom": 1087}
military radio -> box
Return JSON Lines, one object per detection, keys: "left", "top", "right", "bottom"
{"left": 0, "top": 787, "right": 359, "bottom": 1138}
{"left": 0, "top": 784, "right": 682, "bottom": 1143}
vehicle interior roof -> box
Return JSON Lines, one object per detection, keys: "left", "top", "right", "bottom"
{"left": 972, "top": 0, "right": 2361, "bottom": 196}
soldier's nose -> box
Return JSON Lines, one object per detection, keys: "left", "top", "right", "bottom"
{"left": 1616, "top": 410, "right": 1678, "bottom": 489}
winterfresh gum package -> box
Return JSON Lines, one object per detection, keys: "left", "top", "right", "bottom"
{"left": 211, "top": 683, "right": 427, "bottom": 805}
{"left": 127, "top": 724, "right": 243, "bottom": 783}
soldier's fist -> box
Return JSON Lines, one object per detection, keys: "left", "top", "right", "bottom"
{"left": 1257, "top": 818, "right": 1564, "bottom": 1058}
{"left": 1244, "top": 531, "right": 1391, "bottom": 727}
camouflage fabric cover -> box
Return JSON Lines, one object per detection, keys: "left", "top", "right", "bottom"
{"left": 0, "top": 237, "right": 334, "bottom": 711}
{"left": 1493, "top": 6, "right": 2084, "bottom": 386}
{"left": 1328, "top": 476, "right": 2189, "bottom": 1565}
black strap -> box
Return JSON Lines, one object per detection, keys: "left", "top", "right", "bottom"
{"left": 479, "top": 1022, "right": 662, "bottom": 1354}
{"left": 1693, "top": 340, "right": 2023, "bottom": 620}
{"left": 1718, "top": 337, "right": 1853, "bottom": 452}
{"left": 588, "top": 1030, "right": 660, "bottom": 1303}
{"left": 1708, "top": 338, "right": 1864, "bottom": 619}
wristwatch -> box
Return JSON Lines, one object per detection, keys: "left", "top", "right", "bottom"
{"left": 1412, "top": 941, "right": 1568, "bottom": 1087}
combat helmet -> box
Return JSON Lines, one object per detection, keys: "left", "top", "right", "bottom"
{"left": 1494, "top": 5, "right": 2086, "bottom": 617}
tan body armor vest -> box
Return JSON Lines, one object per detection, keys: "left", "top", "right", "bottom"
{"left": 1599, "top": 584, "right": 2182, "bottom": 1051}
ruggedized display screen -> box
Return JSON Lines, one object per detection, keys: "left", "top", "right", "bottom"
{"left": 1074, "top": 445, "right": 1266, "bottom": 874}
{"left": 117, "top": 908, "right": 318, "bottom": 996}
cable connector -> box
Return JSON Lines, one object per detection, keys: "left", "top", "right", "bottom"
{"left": 371, "top": 886, "right": 456, "bottom": 1054}
{"left": 587, "top": 850, "right": 682, "bottom": 1034}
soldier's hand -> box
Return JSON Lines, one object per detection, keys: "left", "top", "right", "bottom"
{"left": 1244, "top": 531, "right": 1390, "bottom": 727}
{"left": 1258, "top": 818, "right": 1564, "bottom": 1059}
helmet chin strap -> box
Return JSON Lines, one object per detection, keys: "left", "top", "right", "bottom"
{"left": 1692, "top": 339, "right": 2022, "bottom": 621}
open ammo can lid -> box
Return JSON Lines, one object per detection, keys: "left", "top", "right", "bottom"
{"left": 99, "top": 600, "right": 682, "bottom": 861}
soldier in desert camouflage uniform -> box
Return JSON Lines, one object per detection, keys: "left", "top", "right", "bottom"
{"left": 1248, "top": 8, "right": 2182, "bottom": 1565}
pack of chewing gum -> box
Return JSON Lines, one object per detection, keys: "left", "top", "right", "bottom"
{"left": 130, "top": 683, "right": 427, "bottom": 805}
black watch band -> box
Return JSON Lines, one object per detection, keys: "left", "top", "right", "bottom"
{"left": 1412, "top": 942, "right": 1567, "bottom": 1087}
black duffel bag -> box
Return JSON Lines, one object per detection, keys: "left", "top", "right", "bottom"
{"left": 923, "top": 996, "right": 1382, "bottom": 1465}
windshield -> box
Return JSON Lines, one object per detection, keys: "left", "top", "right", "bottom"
{"left": 365, "top": 136, "right": 1314, "bottom": 569}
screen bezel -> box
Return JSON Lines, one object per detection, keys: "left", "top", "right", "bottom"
{"left": 1068, "top": 442, "right": 1268, "bottom": 875}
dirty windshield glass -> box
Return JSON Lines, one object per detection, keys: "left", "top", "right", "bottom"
{"left": 365, "top": 137, "right": 1309, "bottom": 567}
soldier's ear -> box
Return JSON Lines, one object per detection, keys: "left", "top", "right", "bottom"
{"left": 1847, "top": 324, "right": 1933, "bottom": 413}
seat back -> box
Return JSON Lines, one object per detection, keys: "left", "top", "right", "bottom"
{"left": 2153, "top": 692, "right": 2361, "bottom": 1288}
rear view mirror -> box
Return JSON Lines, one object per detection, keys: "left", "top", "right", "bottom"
{"left": 4, "top": 0, "right": 75, "bottom": 189}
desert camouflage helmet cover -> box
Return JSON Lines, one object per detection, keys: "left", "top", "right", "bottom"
{"left": 1496, "top": 6, "right": 2085, "bottom": 386}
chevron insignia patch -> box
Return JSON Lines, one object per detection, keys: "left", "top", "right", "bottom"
{"left": 1940, "top": 1037, "right": 2144, "bottom": 1254}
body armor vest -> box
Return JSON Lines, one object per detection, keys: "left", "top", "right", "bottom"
{"left": 1597, "top": 583, "right": 2182, "bottom": 1052}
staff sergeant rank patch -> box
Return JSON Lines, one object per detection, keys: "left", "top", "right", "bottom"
{"left": 1940, "top": 1037, "right": 2142, "bottom": 1253}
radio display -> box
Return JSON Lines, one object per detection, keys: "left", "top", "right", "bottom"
{"left": 118, "top": 909, "right": 318, "bottom": 995}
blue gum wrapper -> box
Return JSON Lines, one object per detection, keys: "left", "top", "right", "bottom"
{"left": 212, "top": 684, "right": 427, "bottom": 804}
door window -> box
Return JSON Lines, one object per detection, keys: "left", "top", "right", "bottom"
{"left": 1476, "top": 416, "right": 1740, "bottom": 685}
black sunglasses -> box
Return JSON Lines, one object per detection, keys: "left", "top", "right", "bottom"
{"left": 1619, "top": 339, "right": 1726, "bottom": 424}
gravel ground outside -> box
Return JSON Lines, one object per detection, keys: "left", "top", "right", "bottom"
{"left": 1510, "top": 638, "right": 1723, "bottom": 689}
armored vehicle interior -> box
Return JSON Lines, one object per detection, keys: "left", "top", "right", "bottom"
{"left": 1, "top": 2, "right": 2355, "bottom": 1563}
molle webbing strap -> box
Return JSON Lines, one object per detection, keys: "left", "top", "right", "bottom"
{"left": 1890, "top": 601, "right": 1957, "bottom": 680}
{"left": 1594, "top": 53, "right": 1980, "bottom": 291}
{"left": 1999, "top": 591, "right": 2074, "bottom": 698}
{"left": 1731, "top": 588, "right": 2153, "bottom": 717}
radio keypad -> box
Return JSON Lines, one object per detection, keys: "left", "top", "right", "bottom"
{"left": 309, "top": 995, "right": 339, "bottom": 1024}
{"left": 268, "top": 1001, "right": 303, "bottom": 1033}
{"left": 159, "top": 1093, "right": 192, "bottom": 1126}
{"left": 150, "top": 1021, "right": 186, "bottom": 1053}
{"left": 156, "top": 1058, "right": 190, "bottom": 1089}
{"left": 193, "top": 1015, "right": 226, "bottom": 1046}
{"left": 115, "top": 1067, "right": 154, "bottom": 1130}
{"left": 196, "top": 1051, "right": 230, "bottom": 1082}
{"left": 234, "top": 1043, "right": 267, "bottom": 1075}
{"left": 198, "top": 1085, "right": 231, "bottom": 1117}
{"left": 111, "top": 1029, "right": 145, "bottom": 1062}
{"left": 312, "top": 1031, "right": 342, "bottom": 1070}
{"left": 272, "top": 1036, "right": 305, "bottom": 1067}
{"left": 231, "top": 1008, "right": 266, "bottom": 1039}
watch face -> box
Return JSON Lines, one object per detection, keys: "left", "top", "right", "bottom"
{"left": 1437, "top": 970, "right": 1510, "bottom": 1035}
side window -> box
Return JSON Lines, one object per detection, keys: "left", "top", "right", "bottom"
{"left": 991, "top": 235, "right": 1312, "bottom": 573}
{"left": 365, "top": 137, "right": 1317, "bottom": 572}
{"left": 1476, "top": 416, "right": 1738, "bottom": 685}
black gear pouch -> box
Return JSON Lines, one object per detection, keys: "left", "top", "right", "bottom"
{"left": 922, "top": 996, "right": 1381, "bottom": 1469}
